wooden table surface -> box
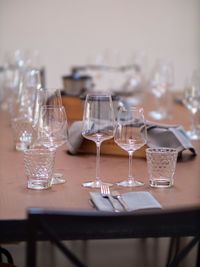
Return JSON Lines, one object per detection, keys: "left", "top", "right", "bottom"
{"left": 0, "top": 95, "right": 199, "bottom": 223}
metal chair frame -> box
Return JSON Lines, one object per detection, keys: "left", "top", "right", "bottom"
{"left": 26, "top": 207, "right": 200, "bottom": 267}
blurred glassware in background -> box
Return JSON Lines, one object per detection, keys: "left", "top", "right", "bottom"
{"left": 70, "top": 50, "right": 147, "bottom": 106}
{"left": 0, "top": 49, "right": 42, "bottom": 111}
{"left": 11, "top": 116, "right": 37, "bottom": 151}
{"left": 1, "top": 62, "right": 21, "bottom": 110}
{"left": 62, "top": 74, "right": 93, "bottom": 96}
{"left": 9, "top": 67, "right": 43, "bottom": 151}
{"left": 183, "top": 70, "right": 200, "bottom": 140}
{"left": 148, "top": 58, "right": 174, "bottom": 120}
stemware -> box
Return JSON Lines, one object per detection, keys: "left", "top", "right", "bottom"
{"left": 114, "top": 107, "right": 146, "bottom": 187}
{"left": 149, "top": 59, "right": 173, "bottom": 120}
{"left": 38, "top": 105, "right": 68, "bottom": 184}
{"left": 82, "top": 93, "right": 115, "bottom": 188}
{"left": 10, "top": 69, "right": 42, "bottom": 151}
{"left": 183, "top": 72, "right": 200, "bottom": 140}
{"left": 42, "top": 88, "right": 66, "bottom": 181}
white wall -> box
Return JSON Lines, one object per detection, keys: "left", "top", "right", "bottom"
{"left": 0, "top": 0, "right": 199, "bottom": 90}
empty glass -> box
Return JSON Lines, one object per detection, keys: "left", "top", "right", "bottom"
{"left": 146, "top": 147, "right": 178, "bottom": 188}
{"left": 10, "top": 69, "right": 43, "bottom": 150}
{"left": 183, "top": 71, "right": 200, "bottom": 140}
{"left": 149, "top": 59, "right": 173, "bottom": 120}
{"left": 38, "top": 105, "right": 68, "bottom": 184}
{"left": 82, "top": 93, "right": 115, "bottom": 188}
{"left": 114, "top": 107, "right": 147, "bottom": 187}
{"left": 24, "top": 148, "right": 56, "bottom": 190}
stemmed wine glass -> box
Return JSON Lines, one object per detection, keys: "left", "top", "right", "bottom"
{"left": 114, "top": 107, "right": 147, "bottom": 187}
{"left": 44, "top": 88, "right": 67, "bottom": 181}
{"left": 82, "top": 93, "right": 115, "bottom": 188}
{"left": 149, "top": 59, "right": 174, "bottom": 120}
{"left": 38, "top": 105, "right": 68, "bottom": 184}
{"left": 183, "top": 72, "right": 200, "bottom": 140}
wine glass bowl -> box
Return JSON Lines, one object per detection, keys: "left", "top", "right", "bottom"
{"left": 114, "top": 107, "right": 146, "bottom": 187}
{"left": 82, "top": 93, "right": 115, "bottom": 188}
{"left": 38, "top": 106, "right": 68, "bottom": 148}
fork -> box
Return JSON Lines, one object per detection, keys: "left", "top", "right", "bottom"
{"left": 100, "top": 184, "right": 121, "bottom": 212}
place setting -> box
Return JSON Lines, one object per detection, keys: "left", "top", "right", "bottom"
{"left": 65, "top": 90, "right": 197, "bottom": 214}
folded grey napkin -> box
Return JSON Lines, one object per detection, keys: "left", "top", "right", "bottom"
{"left": 145, "top": 121, "right": 196, "bottom": 155}
{"left": 90, "top": 191, "right": 162, "bottom": 212}
{"left": 67, "top": 120, "right": 196, "bottom": 156}
{"left": 67, "top": 121, "right": 84, "bottom": 154}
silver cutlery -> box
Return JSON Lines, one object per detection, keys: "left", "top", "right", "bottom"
{"left": 100, "top": 185, "right": 121, "bottom": 212}
{"left": 112, "top": 191, "right": 131, "bottom": 212}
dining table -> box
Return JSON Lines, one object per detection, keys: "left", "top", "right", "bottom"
{"left": 0, "top": 93, "right": 200, "bottom": 246}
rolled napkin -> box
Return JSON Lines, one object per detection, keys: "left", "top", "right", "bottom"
{"left": 90, "top": 191, "right": 162, "bottom": 212}
{"left": 67, "top": 120, "right": 196, "bottom": 156}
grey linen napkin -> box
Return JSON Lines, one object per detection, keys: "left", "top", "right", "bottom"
{"left": 67, "top": 120, "right": 196, "bottom": 155}
{"left": 145, "top": 121, "right": 196, "bottom": 155}
{"left": 90, "top": 191, "right": 162, "bottom": 212}
{"left": 67, "top": 121, "right": 84, "bottom": 155}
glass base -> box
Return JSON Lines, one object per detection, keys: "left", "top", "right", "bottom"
{"left": 149, "top": 110, "right": 166, "bottom": 120}
{"left": 28, "top": 179, "right": 52, "bottom": 190}
{"left": 82, "top": 180, "right": 113, "bottom": 188}
{"left": 15, "top": 142, "right": 28, "bottom": 151}
{"left": 116, "top": 179, "right": 144, "bottom": 187}
{"left": 52, "top": 173, "right": 66, "bottom": 184}
{"left": 186, "top": 130, "right": 200, "bottom": 140}
{"left": 149, "top": 178, "right": 173, "bottom": 188}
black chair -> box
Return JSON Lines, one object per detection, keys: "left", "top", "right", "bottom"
{"left": 0, "top": 246, "right": 15, "bottom": 266}
{"left": 26, "top": 207, "right": 200, "bottom": 267}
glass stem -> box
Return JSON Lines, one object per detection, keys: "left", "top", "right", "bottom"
{"left": 155, "top": 96, "right": 160, "bottom": 113}
{"left": 96, "top": 141, "right": 101, "bottom": 183}
{"left": 128, "top": 151, "right": 134, "bottom": 182}
{"left": 189, "top": 110, "right": 196, "bottom": 132}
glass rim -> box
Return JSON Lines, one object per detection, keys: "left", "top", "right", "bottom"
{"left": 86, "top": 91, "right": 112, "bottom": 97}
{"left": 41, "top": 105, "right": 65, "bottom": 109}
{"left": 146, "top": 147, "right": 178, "bottom": 154}
{"left": 119, "top": 106, "right": 144, "bottom": 112}
{"left": 24, "top": 148, "right": 56, "bottom": 154}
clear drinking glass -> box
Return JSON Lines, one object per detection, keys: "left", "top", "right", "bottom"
{"left": 38, "top": 105, "right": 68, "bottom": 184}
{"left": 183, "top": 72, "right": 200, "bottom": 140}
{"left": 24, "top": 148, "right": 56, "bottom": 190}
{"left": 114, "top": 107, "right": 147, "bottom": 187}
{"left": 82, "top": 93, "right": 115, "bottom": 188}
{"left": 146, "top": 147, "right": 178, "bottom": 188}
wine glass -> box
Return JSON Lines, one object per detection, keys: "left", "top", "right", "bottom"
{"left": 38, "top": 105, "right": 68, "bottom": 184}
{"left": 114, "top": 107, "right": 147, "bottom": 187}
{"left": 183, "top": 72, "right": 200, "bottom": 140}
{"left": 82, "top": 93, "right": 115, "bottom": 188}
{"left": 149, "top": 59, "right": 174, "bottom": 120}
{"left": 44, "top": 88, "right": 66, "bottom": 180}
